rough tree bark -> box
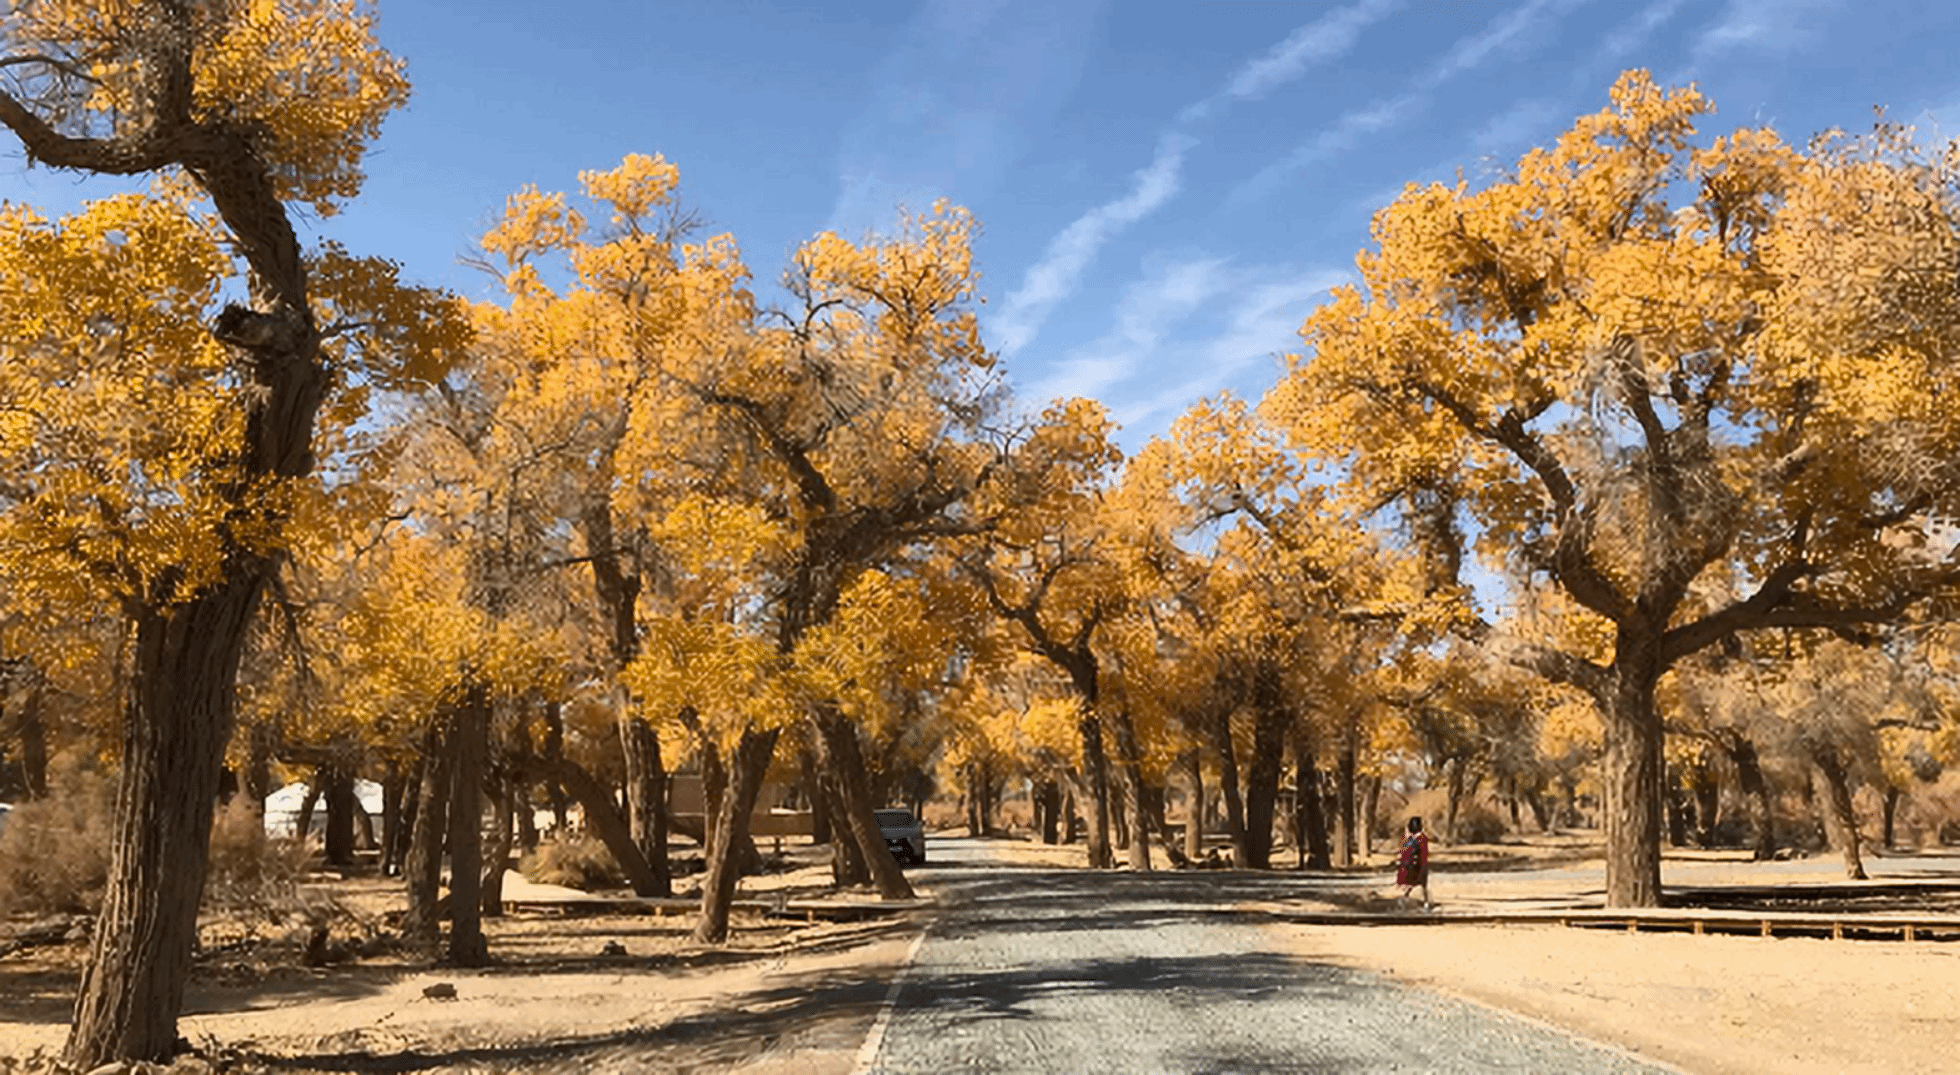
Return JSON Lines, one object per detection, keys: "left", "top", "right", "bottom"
{"left": 1599, "top": 634, "right": 1666, "bottom": 907}
{"left": 7, "top": 7, "right": 342, "bottom": 1060}
{"left": 812, "top": 707, "right": 914, "bottom": 899}
{"left": 445, "top": 686, "right": 489, "bottom": 966}
{"left": 402, "top": 715, "right": 454, "bottom": 948}
{"left": 1241, "top": 701, "right": 1291, "bottom": 869}
{"left": 693, "top": 727, "right": 781, "bottom": 944}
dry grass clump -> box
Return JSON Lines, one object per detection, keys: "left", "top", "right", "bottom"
{"left": 0, "top": 762, "right": 113, "bottom": 916}
{"left": 520, "top": 834, "right": 625, "bottom": 891}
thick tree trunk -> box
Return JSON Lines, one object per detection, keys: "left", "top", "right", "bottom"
{"left": 812, "top": 708, "right": 914, "bottom": 899}
{"left": 66, "top": 581, "right": 265, "bottom": 1065}
{"left": 322, "top": 764, "right": 356, "bottom": 869}
{"left": 445, "top": 687, "right": 489, "bottom": 966}
{"left": 1078, "top": 715, "right": 1116, "bottom": 868}
{"left": 1298, "top": 737, "right": 1331, "bottom": 870}
{"left": 1037, "top": 780, "right": 1061, "bottom": 845}
{"left": 620, "top": 715, "right": 671, "bottom": 897}
{"left": 1601, "top": 648, "right": 1665, "bottom": 908}
{"left": 1810, "top": 741, "right": 1867, "bottom": 880}
{"left": 1333, "top": 728, "right": 1357, "bottom": 867}
{"left": 1061, "top": 786, "right": 1079, "bottom": 844}
{"left": 403, "top": 716, "right": 454, "bottom": 947}
{"left": 694, "top": 727, "right": 781, "bottom": 943}
{"left": 818, "top": 766, "right": 868, "bottom": 886}
{"left": 1881, "top": 786, "right": 1901, "bottom": 851}
{"left": 1241, "top": 707, "right": 1289, "bottom": 870}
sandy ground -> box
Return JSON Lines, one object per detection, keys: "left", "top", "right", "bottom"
{"left": 1280, "top": 922, "right": 1960, "bottom": 1075}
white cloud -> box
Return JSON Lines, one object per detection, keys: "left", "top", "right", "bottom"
{"left": 1231, "top": 0, "right": 1585, "bottom": 206}
{"left": 993, "top": 0, "right": 1391, "bottom": 358}
{"left": 992, "top": 133, "right": 1193, "bottom": 356}
{"left": 1022, "top": 261, "right": 1350, "bottom": 430}
{"left": 1600, "top": 0, "right": 1689, "bottom": 60}
{"left": 829, "top": 0, "right": 1102, "bottom": 235}
{"left": 1227, "top": 0, "right": 1403, "bottom": 100}
{"left": 1023, "top": 254, "right": 1233, "bottom": 403}
{"left": 1692, "top": 0, "right": 1841, "bottom": 60}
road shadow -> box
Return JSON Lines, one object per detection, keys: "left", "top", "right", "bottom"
{"left": 249, "top": 961, "right": 897, "bottom": 1074}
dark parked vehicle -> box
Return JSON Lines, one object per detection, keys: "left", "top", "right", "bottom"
{"left": 876, "top": 808, "right": 926, "bottom": 865}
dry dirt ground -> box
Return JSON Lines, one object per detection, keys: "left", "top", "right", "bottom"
{"left": 3, "top": 835, "right": 1958, "bottom": 1074}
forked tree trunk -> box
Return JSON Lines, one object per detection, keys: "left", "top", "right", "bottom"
{"left": 66, "top": 580, "right": 265, "bottom": 1064}
{"left": 295, "top": 783, "right": 321, "bottom": 842}
{"left": 1810, "top": 741, "right": 1867, "bottom": 880}
{"left": 446, "top": 686, "right": 489, "bottom": 966}
{"left": 694, "top": 726, "right": 782, "bottom": 943}
{"left": 812, "top": 708, "right": 914, "bottom": 900}
{"left": 620, "top": 715, "right": 671, "bottom": 897}
{"left": 403, "top": 716, "right": 454, "bottom": 947}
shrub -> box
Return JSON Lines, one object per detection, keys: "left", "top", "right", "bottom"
{"left": 521, "top": 834, "right": 624, "bottom": 891}
{"left": 0, "top": 762, "right": 114, "bottom": 916}
{"left": 203, "top": 795, "right": 319, "bottom": 918}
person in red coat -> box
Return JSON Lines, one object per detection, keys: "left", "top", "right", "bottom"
{"left": 1395, "top": 816, "right": 1431, "bottom": 910}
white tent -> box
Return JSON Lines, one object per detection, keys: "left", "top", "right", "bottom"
{"left": 263, "top": 780, "right": 385, "bottom": 837}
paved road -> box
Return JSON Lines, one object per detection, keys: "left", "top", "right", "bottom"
{"left": 860, "top": 838, "right": 1681, "bottom": 1075}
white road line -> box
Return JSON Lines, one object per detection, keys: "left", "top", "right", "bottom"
{"left": 851, "top": 926, "right": 929, "bottom": 1075}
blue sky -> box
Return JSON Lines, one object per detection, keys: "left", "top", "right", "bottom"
{"left": 6, "top": 0, "right": 1960, "bottom": 449}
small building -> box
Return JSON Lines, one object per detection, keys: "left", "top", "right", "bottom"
{"left": 263, "top": 780, "right": 385, "bottom": 838}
